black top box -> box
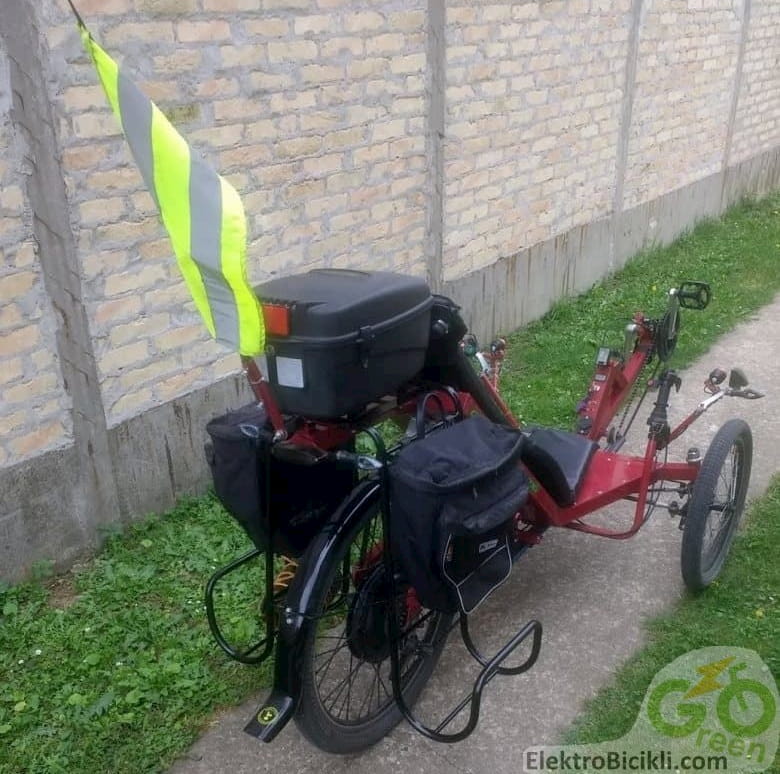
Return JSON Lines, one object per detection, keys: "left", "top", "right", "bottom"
{"left": 255, "top": 269, "right": 434, "bottom": 418}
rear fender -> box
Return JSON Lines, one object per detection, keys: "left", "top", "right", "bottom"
{"left": 244, "top": 478, "right": 381, "bottom": 742}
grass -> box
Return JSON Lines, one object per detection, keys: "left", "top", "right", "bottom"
{"left": 0, "top": 500, "right": 269, "bottom": 774}
{"left": 1, "top": 191, "right": 779, "bottom": 773}
{"left": 562, "top": 477, "right": 780, "bottom": 773}
{"left": 500, "top": 192, "right": 780, "bottom": 428}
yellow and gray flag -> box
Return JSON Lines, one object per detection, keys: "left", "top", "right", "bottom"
{"left": 70, "top": 4, "right": 265, "bottom": 356}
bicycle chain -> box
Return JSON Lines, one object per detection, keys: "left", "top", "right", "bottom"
{"left": 614, "top": 348, "right": 657, "bottom": 441}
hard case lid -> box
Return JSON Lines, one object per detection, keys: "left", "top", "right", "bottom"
{"left": 255, "top": 269, "right": 432, "bottom": 339}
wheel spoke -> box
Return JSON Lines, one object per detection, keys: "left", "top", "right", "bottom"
{"left": 315, "top": 640, "right": 348, "bottom": 679}
{"left": 341, "top": 653, "right": 356, "bottom": 720}
{"left": 374, "top": 661, "right": 392, "bottom": 706}
{"left": 700, "top": 445, "right": 741, "bottom": 564}
{"left": 321, "top": 652, "right": 359, "bottom": 713}
{"left": 315, "top": 642, "right": 347, "bottom": 660}
{"left": 683, "top": 423, "right": 751, "bottom": 592}
{"left": 357, "top": 669, "right": 374, "bottom": 718}
{"left": 300, "top": 500, "right": 450, "bottom": 748}
{"left": 312, "top": 588, "right": 440, "bottom": 725}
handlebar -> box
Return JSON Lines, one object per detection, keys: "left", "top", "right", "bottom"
{"left": 704, "top": 367, "right": 765, "bottom": 400}
{"left": 727, "top": 387, "right": 764, "bottom": 400}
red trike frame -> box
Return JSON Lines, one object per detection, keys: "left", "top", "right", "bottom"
{"left": 240, "top": 302, "right": 705, "bottom": 547}
{"left": 220, "top": 280, "right": 761, "bottom": 748}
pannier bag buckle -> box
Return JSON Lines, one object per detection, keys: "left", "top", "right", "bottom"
{"left": 356, "top": 325, "right": 375, "bottom": 368}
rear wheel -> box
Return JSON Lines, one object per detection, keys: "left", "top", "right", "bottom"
{"left": 294, "top": 494, "right": 453, "bottom": 753}
{"left": 681, "top": 419, "right": 752, "bottom": 591}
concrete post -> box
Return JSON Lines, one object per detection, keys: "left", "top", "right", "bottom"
{"left": 721, "top": 0, "right": 752, "bottom": 206}
{"left": 0, "top": 1, "right": 120, "bottom": 546}
{"left": 613, "top": 0, "right": 644, "bottom": 220}
{"left": 425, "top": 0, "right": 446, "bottom": 293}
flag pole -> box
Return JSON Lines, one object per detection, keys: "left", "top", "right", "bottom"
{"left": 241, "top": 357, "right": 287, "bottom": 441}
{"left": 64, "top": 0, "right": 87, "bottom": 30}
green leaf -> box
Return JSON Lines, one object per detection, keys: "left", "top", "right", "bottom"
{"left": 84, "top": 653, "right": 101, "bottom": 666}
{"left": 66, "top": 693, "right": 85, "bottom": 707}
{"left": 13, "top": 701, "right": 27, "bottom": 713}
{"left": 140, "top": 539, "right": 153, "bottom": 548}
{"left": 0, "top": 724, "right": 11, "bottom": 734}
{"left": 2, "top": 600, "right": 18, "bottom": 617}
{"left": 85, "top": 691, "right": 115, "bottom": 719}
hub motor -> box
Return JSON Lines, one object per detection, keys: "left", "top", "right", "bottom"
{"left": 346, "top": 564, "right": 400, "bottom": 663}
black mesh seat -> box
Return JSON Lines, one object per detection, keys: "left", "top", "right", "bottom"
{"left": 520, "top": 428, "right": 598, "bottom": 507}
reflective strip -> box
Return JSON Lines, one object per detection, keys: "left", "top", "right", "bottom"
{"left": 80, "top": 30, "right": 265, "bottom": 355}
{"left": 190, "top": 155, "right": 240, "bottom": 346}
{"left": 117, "top": 72, "right": 158, "bottom": 207}
{"left": 149, "top": 100, "right": 216, "bottom": 336}
{"left": 219, "top": 177, "right": 258, "bottom": 355}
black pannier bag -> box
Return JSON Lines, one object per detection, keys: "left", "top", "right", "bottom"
{"left": 389, "top": 415, "right": 529, "bottom": 614}
{"left": 205, "top": 403, "right": 354, "bottom": 557}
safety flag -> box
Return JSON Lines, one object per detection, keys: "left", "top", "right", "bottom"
{"left": 68, "top": 3, "right": 265, "bottom": 356}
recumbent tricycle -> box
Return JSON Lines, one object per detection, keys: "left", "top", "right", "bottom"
{"left": 203, "top": 269, "right": 762, "bottom": 753}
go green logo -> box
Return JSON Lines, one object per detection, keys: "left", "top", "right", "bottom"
{"left": 642, "top": 647, "right": 778, "bottom": 767}
{"left": 648, "top": 656, "right": 776, "bottom": 739}
{"left": 524, "top": 648, "right": 778, "bottom": 773}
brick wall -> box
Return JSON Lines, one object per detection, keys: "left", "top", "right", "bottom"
{"left": 1, "top": 0, "right": 780, "bottom": 577}
{"left": 40, "top": 0, "right": 429, "bottom": 428}
{"left": 622, "top": 0, "right": 743, "bottom": 210}
{"left": 731, "top": 0, "right": 780, "bottom": 164}
{"left": 0, "top": 58, "right": 73, "bottom": 465}
{"left": 442, "top": 0, "right": 628, "bottom": 281}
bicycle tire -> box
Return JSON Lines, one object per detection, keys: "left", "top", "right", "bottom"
{"left": 294, "top": 491, "right": 453, "bottom": 753}
{"left": 681, "top": 419, "right": 752, "bottom": 591}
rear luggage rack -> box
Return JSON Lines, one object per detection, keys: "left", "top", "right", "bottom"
{"left": 392, "top": 613, "right": 542, "bottom": 742}
{"left": 204, "top": 547, "right": 277, "bottom": 666}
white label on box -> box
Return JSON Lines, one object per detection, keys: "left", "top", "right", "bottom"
{"left": 276, "top": 356, "right": 304, "bottom": 389}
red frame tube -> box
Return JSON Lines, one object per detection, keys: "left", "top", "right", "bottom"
{"left": 578, "top": 316, "right": 654, "bottom": 442}
{"left": 241, "top": 356, "right": 287, "bottom": 437}
{"left": 242, "top": 309, "right": 705, "bottom": 542}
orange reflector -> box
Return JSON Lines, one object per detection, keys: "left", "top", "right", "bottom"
{"left": 262, "top": 304, "right": 291, "bottom": 337}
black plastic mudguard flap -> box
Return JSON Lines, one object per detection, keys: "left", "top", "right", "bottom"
{"left": 244, "top": 690, "right": 295, "bottom": 743}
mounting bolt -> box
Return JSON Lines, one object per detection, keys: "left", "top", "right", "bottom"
{"left": 686, "top": 447, "right": 702, "bottom": 464}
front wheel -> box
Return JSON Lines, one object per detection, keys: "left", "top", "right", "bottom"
{"left": 681, "top": 419, "right": 752, "bottom": 591}
{"left": 294, "top": 493, "right": 453, "bottom": 753}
